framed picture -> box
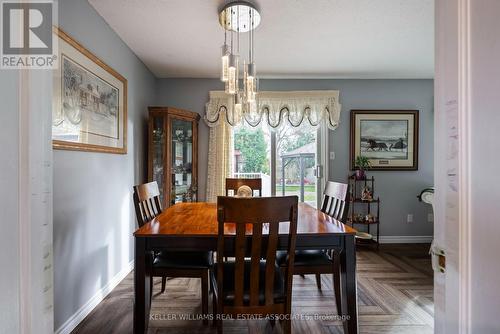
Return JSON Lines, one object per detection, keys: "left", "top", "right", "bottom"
{"left": 53, "top": 28, "right": 127, "bottom": 154}
{"left": 350, "top": 110, "right": 419, "bottom": 170}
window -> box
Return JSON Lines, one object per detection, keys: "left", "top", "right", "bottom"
{"left": 232, "top": 122, "right": 272, "bottom": 196}
{"left": 232, "top": 121, "right": 319, "bottom": 207}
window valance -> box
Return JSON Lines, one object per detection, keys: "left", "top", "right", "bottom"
{"left": 205, "top": 90, "right": 342, "bottom": 130}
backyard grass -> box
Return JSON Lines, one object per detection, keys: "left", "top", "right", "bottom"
{"left": 276, "top": 184, "right": 316, "bottom": 192}
{"left": 304, "top": 194, "right": 316, "bottom": 201}
{"left": 276, "top": 185, "right": 316, "bottom": 202}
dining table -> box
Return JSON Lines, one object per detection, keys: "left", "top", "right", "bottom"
{"left": 133, "top": 202, "right": 358, "bottom": 334}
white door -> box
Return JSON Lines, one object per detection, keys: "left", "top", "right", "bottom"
{"left": 435, "top": 1, "right": 500, "bottom": 333}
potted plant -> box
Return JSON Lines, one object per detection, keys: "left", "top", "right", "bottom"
{"left": 354, "top": 155, "right": 371, "bottom": 180}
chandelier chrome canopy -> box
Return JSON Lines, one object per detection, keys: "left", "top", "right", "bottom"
{"left": 219, "top": 1, "right": 260, "bottom": 121}
{"left": 219, "top": 1, "right": 261, "bottom": 32}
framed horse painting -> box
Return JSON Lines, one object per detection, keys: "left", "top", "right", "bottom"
{"left": 350, "top": 110, "right": 419, "bottom": 171}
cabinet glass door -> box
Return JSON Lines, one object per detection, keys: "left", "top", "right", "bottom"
{"left": 170, "top": 118, "right": 195, "bottom": 205}
{"left": 151, "top": 115, "right": 166, "bottom": 203}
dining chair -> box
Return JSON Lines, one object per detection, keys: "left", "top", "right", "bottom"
{"left": 133, "top": 181, "right": 212, "bottom": 323}
{"left": 212, "top": 196, "right": 298, "bottom": 334}
{"left": 225, "top": 178, "right": 262, "bottom": 197}
{"left": 276, "top": 181, "right": 349, "bottom": 316}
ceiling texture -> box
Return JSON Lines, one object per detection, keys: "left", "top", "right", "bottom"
{"left": 88, "top": 0, "right": 434, "bottom": 79}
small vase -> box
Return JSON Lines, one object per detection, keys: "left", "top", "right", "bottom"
{"left": 355, "top": 169, "right": 365, "bottom": 180}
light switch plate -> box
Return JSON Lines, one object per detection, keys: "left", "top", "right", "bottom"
{"left": 407, "top": 214, "right": 414, "bottom": 223}
{"left": 329, "top": 152, "right": 335, "bottom": 160}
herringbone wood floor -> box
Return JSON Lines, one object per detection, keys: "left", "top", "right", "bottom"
{"left": 72, "top": 244, "right": 433, "bottom": 334}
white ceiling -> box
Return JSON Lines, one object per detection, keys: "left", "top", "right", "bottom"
{"left": 88, "top": 0, "right": 434, "bottom": 79}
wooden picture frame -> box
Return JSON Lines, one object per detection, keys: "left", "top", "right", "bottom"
{"left": 350, "top": 110, "right": 419, "bottom": 171}
{"left": 52, "top": 28, "right": 127, "bottom": 154}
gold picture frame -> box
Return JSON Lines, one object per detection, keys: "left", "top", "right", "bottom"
{"left": 52, "top": 28, "right": 127, "bottom": 154}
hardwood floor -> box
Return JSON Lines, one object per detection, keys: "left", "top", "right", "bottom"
{"left": 71, "top": 244, "right": 433, "bottom": 334}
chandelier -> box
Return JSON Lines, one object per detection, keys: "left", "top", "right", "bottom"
{"left": 219, "top": 1, "right": 261, "bottom": 123}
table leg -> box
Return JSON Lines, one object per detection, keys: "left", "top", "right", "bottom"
{"left": 340, "top": 235, "right": 358, "bottom": 334}
{"left": 134, "top": 237, "right": 151, "bottom": 334}
{"left": 333, "top": 250, "right": 342, "bottom": 316}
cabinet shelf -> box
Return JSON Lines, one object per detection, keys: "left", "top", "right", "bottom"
{"left": 173, "top": 191, "right": 188, "bottom": 196}
{"left": 355, "top": 237, "right": 379, "bottom": 245}
{"left": 172, "top": 139, "right": 193, "bottom": 144}
{"left": 351, "top": 198, "right": 380, "bottom": 203}
{"left": 350, "top": 220, "right": 380, "bottom": 225}
{"left": 350, "top": 175, "right": 375, "bottom": 182}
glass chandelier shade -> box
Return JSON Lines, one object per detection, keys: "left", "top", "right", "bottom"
{"left": 220, "top": 44, "right": 230, "bottom": 82}
{"left": 244, "top": 61, "right": 257, "bottom": 102}
{"left": 225, "top": 54, "right": 239, "bottom": 95}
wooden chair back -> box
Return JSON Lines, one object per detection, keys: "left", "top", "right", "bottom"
{"left": 133, "top": 181, "right": 162, "bottom": 226}
{"left": 225, "top": 178, "right": 262, "bottom": 197}
{"left": 320, "top": 181, "right": 350, "bottom": 221}
{"left": 216, "top": 196, "right": 298, "bottom": 309}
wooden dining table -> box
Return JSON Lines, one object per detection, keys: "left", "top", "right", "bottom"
{"left": 133, "top": 202, "right": 359, "bottom": 334}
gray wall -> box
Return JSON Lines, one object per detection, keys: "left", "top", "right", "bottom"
{"left": 0, "top": 71, "right": 20, "bottom": 333}
{"left": 156, "top": 78, "right": 434, "bottom": 237}
{"left": 54, "top": 0, "right": 156, "bottom": 330}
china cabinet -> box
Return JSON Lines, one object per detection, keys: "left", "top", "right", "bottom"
{"left": 147, "top": 106, "right": 200, "bottom": 208}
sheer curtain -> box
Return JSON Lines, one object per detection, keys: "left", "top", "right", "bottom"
{"left": 205, "top": 114, "right": 233, "bottom": 202}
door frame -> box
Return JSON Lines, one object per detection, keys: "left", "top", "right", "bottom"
{"left": 435, "top": 0, "right": 472, "bottom": 332}
{"left": 316, "top": 121, "right": 329, "bottom": 208}
{"left": 457, "top": 1, "right": 471, "bottom": 332}
{"left": 16, "top": 69, "right": 54, "bottom": 333}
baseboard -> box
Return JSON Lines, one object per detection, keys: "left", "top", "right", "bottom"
{"left": 55, "top": 260, "right": 134, "bottom": 334}
{"left": 377, "top": 236, "right": 433, "bottom": 244}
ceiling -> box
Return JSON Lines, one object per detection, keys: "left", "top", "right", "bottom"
{"left": 88, "top": 0, "right": 434, "bottom": 79}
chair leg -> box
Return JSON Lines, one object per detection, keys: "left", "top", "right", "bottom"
{"left": 150, "top": 275, "right": 153, "bottom": 300}
{"left": 212, "top": 290, "right": 217, "bottom": 327}
{"left": 161, "top": 276, "right": 166, "bottom": 294}
{"left": 281, "top": 319, "right": 291, "bottom": 334}
{"left": 217, "top": 314, "right": 223, "bottom": 334}
{"left": 333, "top": 253, "right": 342, "bottom": 316}
{"left": 216, "top": 297, "right": 223, "bottom": 334}
{"left": 315, "top": 274, "right": 322, "bottom": 290}
{"left": 280, "top": 311, "right": 291, "bottom": 334}
{"left": 282, "top": 291, "right": 293, "bottom": 334}
{"left": 201, "top": 272, "right": 209, "bottom": 325}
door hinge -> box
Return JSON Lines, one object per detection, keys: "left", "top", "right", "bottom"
{"left": 431, "top": 246, "right": 446, "bottom": 273}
